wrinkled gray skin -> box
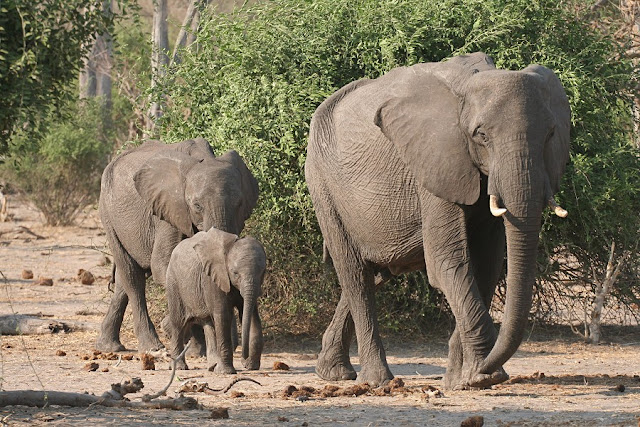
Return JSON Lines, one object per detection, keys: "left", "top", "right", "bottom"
{"left": 305, "top": 52, "right": 570, "bottom": 389}
{"left": 163, "top": 228, "right": 266, "bottom": 372}
{"left": 96, "top": 138, "right": 259, "bottom": 352}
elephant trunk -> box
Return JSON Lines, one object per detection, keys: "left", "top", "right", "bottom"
{"left": 480, "top": 148, "right": 544, "bottom": 374}
{"left": 241, "top": 287, "right": 256, "bottom": 361}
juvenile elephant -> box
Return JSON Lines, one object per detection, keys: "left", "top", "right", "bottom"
{"left": 163, "top": 227, "right": 265, "bottom": 372}
{"left": 96, "top": 138, "right": 259, "bottom": 352}
{"left": 305, "top": 52, "right": 570, "bottom": 389}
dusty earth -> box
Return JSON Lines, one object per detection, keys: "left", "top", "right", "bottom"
{"left": 0, "top": 196, "right": 639, "bottom": 426}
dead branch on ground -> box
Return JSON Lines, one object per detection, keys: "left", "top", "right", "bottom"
{"left": 0, "top": 377, "right": 200, "bottom": 410}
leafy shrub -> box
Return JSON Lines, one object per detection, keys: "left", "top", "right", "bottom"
{"left": 2, "top": 99, "right": 111, "bottom": 225}
{"left": 157, "top": 0, "right": 639, "bottom": 336}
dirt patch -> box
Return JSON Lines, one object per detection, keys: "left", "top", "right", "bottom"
{"left": 1, "top": 197, "right": 639, "bottom": 426}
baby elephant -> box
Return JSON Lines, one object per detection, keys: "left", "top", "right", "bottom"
{"left": 163, "top": 227, "right": 266, "bottom": 373}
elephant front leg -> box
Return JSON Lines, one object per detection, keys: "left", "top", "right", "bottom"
{"left": 212, "top": 305, "right": 237, "bottom": 375}
{"left": 423, "top": 200, "right": 504, "bottom": 389}
{"left": 316, "top": 293, "right": 357, "bottom": 381}
{"left": 242, "top": 306, "right": 264, "bottom": 370}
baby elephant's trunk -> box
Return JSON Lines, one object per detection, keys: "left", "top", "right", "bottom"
{"left": 241, "top": 290, "right": 255, "bottom": 361}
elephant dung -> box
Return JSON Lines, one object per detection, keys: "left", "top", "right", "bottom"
{"left": 140, "top": 353, "right": 155, "bottom": 370}
{"left": 209, "top": 408, "right": 229, "bottom": 419}
{"left": 273, "top": 361, "right": 290, "bottom": 371}
{"left": 36, "top": 277, "right": 53, "bottom": 286}
{"left": 77, "top": 269, "right": 95, "bottom": 285}
{"left": 460, "top": 415, "right": 484, "bottom": 427}
{"left": 84, "top": 362, "right": 99, "bottom": 372}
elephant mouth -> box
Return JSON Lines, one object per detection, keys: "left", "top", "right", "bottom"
{"left": 192, "top": 223, "right": 201, "bottom": 235}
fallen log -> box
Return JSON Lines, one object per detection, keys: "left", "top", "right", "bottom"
{"left": 0, "top": 377, "right": 200, "bottom": 410}
{"left": 0, "top": 315, "right": 88, "bottom": 335}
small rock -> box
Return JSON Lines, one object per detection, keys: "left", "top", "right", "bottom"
{"left": 101, "top": 368, "right": 109, "bottom": 372}
{"left": 122, "top": 354, "right": 134, "bottom": 361}
{"left": 56, "top": 350, "right": 66, "bottom": 357}
{"left": 460, "top": 415, "right": 484, "bottom": 427}
{"left": 36, "top": 277, "right": 53, "bottom": 286}
{"left": 302, "top": 423, "right": 308, "bottom": 427}
{"left": 21, "top": 269, "right": 34, "bottom": 279}
{"left": 616, "top": 384, "right": 625, "bottom": 392}
{"left": 141, "top": 353, "right": 155, "bottom": 370}
{"left": 277, "top": 416, "right": 289, "bottom": 422}
{"left": 209, "top": 407, "right": 229, "bottom": 419}
{"left": 98, "top": 255, "right": 111, "bottom": 266}
{"left": 273, "top": 361, "right": 290, "bottom": 371}
{"left": 78, "top": 269, "right": 95, "bottom": 285}
{"left": 230, "top": 391, "right": 245, "bottom": 398}
{"left": 295, "top": 395, "right": 309, "bottom": 402}
{"left": 84, "top": 362, "right": 99, "bottom": 372}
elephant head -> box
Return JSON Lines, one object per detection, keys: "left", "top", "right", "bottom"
{"left": 375, "top": 52, "right": 570, "bottom": 376}
{"left": 193, "top": 228, "right": 266, "bottom": 366}
{"left": 134, "top": 148, "right": 259, "bottom": 237}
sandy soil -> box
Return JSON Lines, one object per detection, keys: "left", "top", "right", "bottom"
{"left": 0, "top": 197, "right": 639, "bottom": 426}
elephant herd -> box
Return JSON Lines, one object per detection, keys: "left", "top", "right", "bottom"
{"left": 96, "top": 52, "right": 570, "bottom": 390}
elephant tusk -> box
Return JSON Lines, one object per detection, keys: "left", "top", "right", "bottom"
{"left": 548, "top": 197, "right": 568, "bottom": 218}
{"left": 489, "top": 194, "right": 507, "bottom": 217}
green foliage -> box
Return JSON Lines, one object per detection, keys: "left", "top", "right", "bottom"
{"left": 157, "top": 0, "right": 639, "bottom": 335}
{"left": 0, "top": 0, "right": 128, "bottom": 152}
{"left": 1, "top": 98, "right": 111, "bottom": 225}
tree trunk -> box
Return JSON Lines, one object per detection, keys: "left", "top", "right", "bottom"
{"left": 148, "top": 0, "right": 169, "bottom": 130}
{"left": 79, "top": 0, "right": 113, "bottom": 129}
{"left": 588, "top": 241, "right": 626, "bottom": 343}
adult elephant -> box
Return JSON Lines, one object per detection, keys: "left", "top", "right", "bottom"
{"left": 96, "top": 138, "right": 259, "bottom": 352}
{"left": 305, "top": 52, "right": 570, "bottom": 389}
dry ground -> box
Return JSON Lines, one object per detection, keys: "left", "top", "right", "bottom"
{"left": 0, "top": 197, "right": 639, "bottom": 426}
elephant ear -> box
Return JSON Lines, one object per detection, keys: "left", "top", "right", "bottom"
{"left": 374, "top": 64, "right": 484, "bottom": 205}
{"left": 171, "top": 137, "right": 216, "bottom": 161}
{"left": 193, "top": 228, "right": 238, "bottom": 293}
{"left": 523, "top": 65, "right": 571, "bottom": 194}
{"left": 134, "top": 151, "right": 200, "bottom": 237}
{"left": 217, "top": 150, "right": 259, "bottom": 227}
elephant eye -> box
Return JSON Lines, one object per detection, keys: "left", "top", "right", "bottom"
{"left": 193, "top": 201, "right": 204, "bottom": 213}
{"left": 473, "top": 126, "right": 489, "bottom": 145}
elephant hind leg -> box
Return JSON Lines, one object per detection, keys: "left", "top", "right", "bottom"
{"left": 96, "top": 281, "right": 128, "bottom": 352}
{"left": 96, "top": 227, "right": 131, "bottom": 352}
{"left": 99, "top": 229, "right": 163, "bottom": 352}
{"left": 316, "top": 293, "right": 357, "bottom": 381}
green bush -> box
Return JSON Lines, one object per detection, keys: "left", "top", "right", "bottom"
{"left": 157, "top": 0, "right": 639, "bottom": 336}
{"left": 2, "top": 99, "right": 111, "bottom": 225}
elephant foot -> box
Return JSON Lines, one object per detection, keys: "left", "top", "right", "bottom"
{"left": 357, "top": 365, "right": 394, "bottom": 387}
{"left": 211, "top": 363, "right": 237, "bottom": 375}
{"left": 468, "top": 367, "right": 509, "bottom": 389}
{"left": 450, "top": 367, "right": 509, "bottom": 390}
{"left": 137, "top": 338, "right": 165, "bottom": 353}
{"left": 444, "top": 367, "right": 463, "bottom": 390}
{"left": 242, "top": 357, "right": 260, "bottom": 371}
{"left": 174, "top": 358, "right": 189, "bottom": 370}
{"left": 186, "top": 336, "right": 207, "bottom": 358}
{"left": 95, "top": 335, "right": 126, "bottom": 353}
{"left": 316, "top": 356, "right": 357, "bottom": 381}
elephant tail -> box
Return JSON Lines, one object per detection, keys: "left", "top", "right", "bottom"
{"left": 322, "top": 241, "right": 332, "bottom": 266}
{"left": 108, "top": 264, "right": 116, "bottom": 292}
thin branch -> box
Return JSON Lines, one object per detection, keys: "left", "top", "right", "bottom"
{"left": 141, "top": 341, "right": 191, "bottom": 402}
